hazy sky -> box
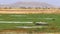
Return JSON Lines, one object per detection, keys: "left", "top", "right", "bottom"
{"left": 0, "top": 0, "right": 60, "bottom": 6}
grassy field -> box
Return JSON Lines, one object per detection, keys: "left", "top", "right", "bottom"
{"left": 0, "top": 14, "right": 60, "bottom": 32}
{"left": 0, "top": 14, "right": 60, "bottom": 27}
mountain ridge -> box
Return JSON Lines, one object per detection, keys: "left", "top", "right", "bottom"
{"left": 0, "top": 2, "right": 58, "bottom": 8}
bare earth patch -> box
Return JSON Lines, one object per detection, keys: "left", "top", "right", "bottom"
{"left": 0, "top": 29, "right": 60, "bottom": 34}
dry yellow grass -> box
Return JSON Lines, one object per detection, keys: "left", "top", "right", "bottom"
{"left": 0, "top": 9, "right": 60, "bottom": 14}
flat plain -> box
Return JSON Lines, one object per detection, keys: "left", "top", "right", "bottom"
{"left": 0, "top": 9, "right": 60, "bottom": 34}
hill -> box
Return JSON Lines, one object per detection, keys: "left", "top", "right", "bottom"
{"left": 0, "top": 2, "right": 58, "bottom": 8}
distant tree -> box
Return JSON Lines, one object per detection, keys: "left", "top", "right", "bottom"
{"left": 4, "top": 7, "right": 7, "bottom": 9}
{"left": 27, "top": 7, "right": 32, "bottom": 9}
{"left": 20, "top": 7, "right": 26, "bottom": 9}
{"left": 8, "top": 7, "right": 12, "bottom": 9}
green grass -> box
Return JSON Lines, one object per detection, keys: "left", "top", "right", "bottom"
{"left": 0, "top": 14, "right": 60, "bottom": 32}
